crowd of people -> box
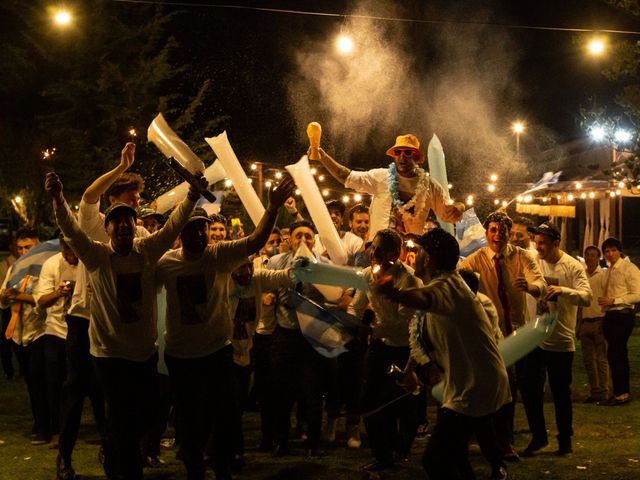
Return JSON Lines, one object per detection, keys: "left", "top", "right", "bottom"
{"left": 1, "top": 134, "right": 639, "bottom": 480}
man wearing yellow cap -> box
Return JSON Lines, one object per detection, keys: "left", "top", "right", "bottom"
{"left": 311, "top": 134, "right": 464, "bottom": 239}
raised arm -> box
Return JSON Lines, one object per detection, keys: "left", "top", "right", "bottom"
{"left": 82, "top": 143, "right": 135, "bottom": 204}
{"left": 311, "top": 148, "right": 352, "bottom": 185}
{"left": 46, "top": 173, "right": 100, "bottom": 270}
{"left": 245, "top": 174, "right": 296, "bottom": 255}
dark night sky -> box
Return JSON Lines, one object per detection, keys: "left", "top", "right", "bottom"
{"left": 119, "top": 0, "right": 640, "bottom": 184}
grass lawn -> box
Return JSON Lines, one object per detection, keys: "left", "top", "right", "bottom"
{"left": 0, "top": 332, "right": 638, "bottom": 479}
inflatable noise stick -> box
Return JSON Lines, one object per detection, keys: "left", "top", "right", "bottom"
{"left": 166, "top": 157, "right": 216, "bottom": 203}
{"left": 307, "top": 122, "right": 322, "bottom": 160}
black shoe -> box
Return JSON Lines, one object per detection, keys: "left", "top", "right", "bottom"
{"left": 582, "top": 396, "right": 596, "bottom": 404}
{"left": 31, "top": 433, "right": 50, "bottom": 446}
{"left": 306, "top": 448, "right": 325, "bottom": 459}
{"left": 503, "top": 444, "right": 520, "bottom": 462}
{"left": 56, "top": 454, "right": 76, "bottom": 480}
{"left": 362, "top": 460, "right": 395, "bottom": 472}
{"left": 489, "top": 466, "right": 508, "bottom": 480}
{"left": 143, "top": 454, "right": 167, "bottom": 468}
{"left": 521, "top": 438, "right": 548, "bottom": 457}
{"left": 272, "top": 444, "right": 290, "bottom": 457}
{"left": 556, "top": 436, "right": 572, "bottom": 456}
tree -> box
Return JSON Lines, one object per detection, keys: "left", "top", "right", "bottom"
{"left": 0, "top": 0, "right": 229, "bottom": 229}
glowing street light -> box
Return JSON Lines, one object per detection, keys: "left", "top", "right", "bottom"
{"left": 587, "top": 37, "right": 606, "bottom": 56}
{"left": 53, "top": 9, "right": 72, "bottom": 26}
{"left": 589, "top": 125, "right": 606, "bottom": 142}
{"left": 336, "top": 35, "right": 354, "bottom": 54}
{"left": 614, "top": 129, "right": 632, "bottom": 144}
{"left": 512, "top": 121, "right": 525, "bottom": 156}
{"left": 490, "top": 174, "right": 498, "bottom": 182}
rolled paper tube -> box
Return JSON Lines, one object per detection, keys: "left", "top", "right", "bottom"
{"left": 293, "top": 261, "right": 370, "bottom": 292}
{"left": 295, "top": 243, "right": 344, "bottom": 303}
{"left": 427, "top": 134, "right": 454, "bottom": 235}
{"left": 307, "top": 122, "right": 322, "bottom": 160}
{"left": 154, "top": 160, "right": 226, "bottom": 214}
{"left": 286, "top": 156, "right": 349, "bottom": 265}
{"left": 431, "top": 312, "right": 558, "bottom": 402}
{"left": 148, "top": 113, "right": 206, "bottom": 175}
{"left": 205, "top": 131, "right": 265, "bottom": 226}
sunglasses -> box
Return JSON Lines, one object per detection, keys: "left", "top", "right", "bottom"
{"left": 393, "top": 148, "right": 419, "bottom": 158}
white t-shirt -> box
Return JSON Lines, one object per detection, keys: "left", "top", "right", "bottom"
{"left": 538, "top": 252, "right": 592, "bottom": 352}
{"left": 68, "top": 200, "right": 149, "bottom": 320}
{"left": 345, "top": 167, "right": 449, "bottom": 239}
{"left": 157, "top": 239, "right": 250, "bottom": 359}
{"left": 55, "top": 197, "right": 195, "bottom": 361}
{"left": 0, "top": 267, "right": 45, "bottom": 346}
{"left": 34, "top": 252, "right": 77, "bottom": 339}
{"left": 313, "top": 231, "right": 364, "bottom": 266}
{"left": 419, "top": 272, "right": 511, "bottom": 417}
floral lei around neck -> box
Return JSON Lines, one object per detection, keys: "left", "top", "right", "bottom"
{"left": 388, "top": 163, "right": 430, "bottom": 215}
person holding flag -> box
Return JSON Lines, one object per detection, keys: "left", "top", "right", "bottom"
{"left": 347, "top": 228, "right": 423, "bottom": 472}
{"left": 0, "top": 227, "right": 50, "bottom": 445}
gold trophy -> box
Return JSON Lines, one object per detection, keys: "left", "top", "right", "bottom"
{"left": 306, "top": 122, "right": 322, "bottom": 160}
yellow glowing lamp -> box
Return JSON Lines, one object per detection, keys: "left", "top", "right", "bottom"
{"left": 306, "top": 122, "right": 322, "bottom": 160}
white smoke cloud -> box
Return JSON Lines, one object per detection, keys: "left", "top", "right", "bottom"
{"left": 286, "top": 1, "right": 553, "bottom": 196}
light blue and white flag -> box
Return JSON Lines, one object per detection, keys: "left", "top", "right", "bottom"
{"left": 7, "top": 239, "right": 60, "bottom": 287}
{"left": 291, "top": 291, "right": 352, "bottom": 358}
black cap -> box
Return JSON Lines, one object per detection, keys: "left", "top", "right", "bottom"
{"left": 136, "top": 207, "right": 164, "bottom": 222}
{"left": 528, "top": 221, "right": 561, "bottom": 241}
{"left": 325, "top": 199, "right": 346, "bottom": 215}
{"left": 185, "top": 207, "right": 211, "bottom": 226}
{"left": 104, "top": 203, "right": 137, "bottom": 227}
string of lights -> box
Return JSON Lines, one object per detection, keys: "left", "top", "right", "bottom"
{"left": 111, "top": 0, "right": 640, "bottom": 36}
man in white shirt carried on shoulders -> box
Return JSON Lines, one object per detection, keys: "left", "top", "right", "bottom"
{"left": 311, "top": 134, "right": 464, "bottom": 239}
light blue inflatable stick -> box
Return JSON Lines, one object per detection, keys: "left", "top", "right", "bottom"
{"left": 156, "top": 288, "right": 169, "bottom": 376}
{"left": 291, "top": 258, "right": 370, "bottom": 292}
{"left": 431, "top": 312, "right": 558, "bottom": 402}
{"left": 427, "top": 134, "right": 454, "bottom": 235}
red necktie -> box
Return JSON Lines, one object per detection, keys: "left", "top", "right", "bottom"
{"left": 493, "top": 255, "right": 513, "bottom": 335}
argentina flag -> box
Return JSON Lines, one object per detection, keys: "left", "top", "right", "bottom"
{"left": 7, "top": 239, "right": 60, "bottom": 287}
{"left": 291, "top": 291, "right": 353, "bottom": 358}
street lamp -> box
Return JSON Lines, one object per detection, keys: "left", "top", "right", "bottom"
{"left": 53, "top": 9, "right": 72, "bottom": 26}
{"left": 336, "top": 35, "right": 354, "bottom": 54}
{"left": 587, "top": 37, "right": 606, "bottom": 56}
{"left": 512, "top": 121, "right": 525, "bottom": 156}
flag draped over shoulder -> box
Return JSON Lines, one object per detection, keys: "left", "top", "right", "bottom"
{"left": 7, "top": 240, "right": 60, "bottom": 288}
{"left": 291, "top": 291, "right": 352, "bottom": 358}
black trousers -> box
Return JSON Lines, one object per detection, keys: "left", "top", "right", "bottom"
{"left": 603, "top": 309, "right": 635, "bottom": 396}
{"left": 521, "top": 347, "right": 574, "bottom": 443}
{"left": 43, "top": 334, "right": 66, "bottom": 435}
{"left": 361, "top": 340, "right": 420, "bottom": 464}
{"left": 423, "top": 407, "right": 503, "bottom": 480}
{"left": 326, "top": 338, "right": 365, "bottom": 426}
{"left": 59, "top": 316, "right": 105, "bottom": 465}
{"left": 1, "top": 308, "right": 22, "bottom": 378}
{"left": 141, "top": 373, "right": 172, "bottom": 458}
{"left": 25, "top": 336, "right": 49, "bottom": 438}
{"left": 493, "top": 364, "right": 516, "bottom": 451}
{"left": 270, "top": 326, "right": 325, "bottom": 450}
{"left": 166, "top": 346, "right": 236, "bottom": 480}
{"left": 93, "top": 354, "right": 158, "bottom": 480}
{"left": 251, "top": 332, "right": 275, "bottom": 446}
{"left": 233, "top": 362, "right": 252, "bottom": 455}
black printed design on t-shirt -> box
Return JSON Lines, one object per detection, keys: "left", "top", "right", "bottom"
{"left": 116, "top": 273, "right": 142, "bottom": 324}
{"left": 176, "top": 274, "right": 207, "bottom": 325}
